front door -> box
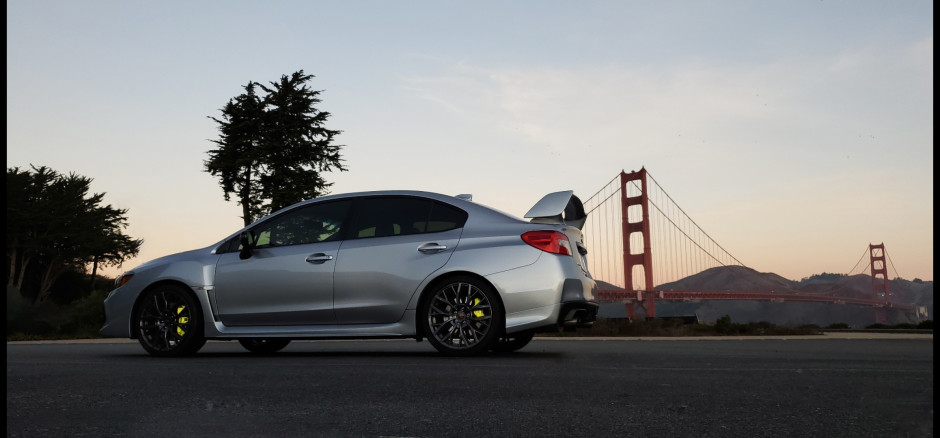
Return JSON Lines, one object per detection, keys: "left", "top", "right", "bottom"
{"left": 215, "top": 200, "right": 352, "bottom": 326}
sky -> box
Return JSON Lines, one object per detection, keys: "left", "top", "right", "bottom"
{"left": 6, "top": 0, "right": 933, "bottom": 282}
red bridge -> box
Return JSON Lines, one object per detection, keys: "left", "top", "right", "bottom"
{"left": 582, "top": 168, "right": 917, "bottom": 324}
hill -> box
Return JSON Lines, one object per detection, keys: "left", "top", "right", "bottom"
{"left": 595, "top": 266, "right": 933, "bottom": 328}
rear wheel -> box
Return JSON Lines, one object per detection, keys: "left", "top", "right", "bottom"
{"left": 135, "top": 284, "right": 206, "bottom": 357}
{"left": 239, "top": 338, "right": 291, "bottom": 354}
{"left": 491, "top": 330, "right": 535, "bottom": 353}
{"left": 421, "top": 276, "right": 502, "bottom": 356}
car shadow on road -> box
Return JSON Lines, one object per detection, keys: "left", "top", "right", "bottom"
{"left": 104, "top": 350, "right": 566, "bottom": 359}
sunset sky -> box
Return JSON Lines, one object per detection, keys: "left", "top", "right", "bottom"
{"left": 7, "top": 1, "right": 933, "bottom": 282}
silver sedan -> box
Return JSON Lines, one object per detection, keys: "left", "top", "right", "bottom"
{"left": 101, "top": 190, "right": 598, "bottom": 356}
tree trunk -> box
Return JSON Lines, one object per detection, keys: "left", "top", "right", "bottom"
{"left": 241, "top": 166, "right": 253, "bottom": 226}
{"left": 242, "top": 200, "right": 252, "bottom": 226}
{"left": 89, "top": 255, "right": 99, "bottom": 292}
{"left": 14, "top": 255, "right": 30, "bottom": 292}
{"left": 7, "top": 247, "right": 17, "bottom": 287}
{"left": 36, "top": 258, "right": 65, "bottom": 303}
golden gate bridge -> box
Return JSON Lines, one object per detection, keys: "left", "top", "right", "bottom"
{"left": 582, "top": 168, "right": 917, "bottom": 324}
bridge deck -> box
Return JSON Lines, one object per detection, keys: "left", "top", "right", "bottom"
{"left": 596, "top": 289, "right": 914, "bottom": 311}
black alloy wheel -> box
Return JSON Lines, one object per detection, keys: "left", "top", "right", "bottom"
{"left": 135, "top": 284, "right": 206, "bottom": 357}
{"left": 422, "top": 276, "right": 502, "bottom": 356}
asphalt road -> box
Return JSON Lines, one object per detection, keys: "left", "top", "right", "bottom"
{"left": 7, "top": 336, "right": 933, "bottom": 438}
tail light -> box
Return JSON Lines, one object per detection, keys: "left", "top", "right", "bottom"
{"left": 521, "top": 230, "right": 572, "bottom": 256}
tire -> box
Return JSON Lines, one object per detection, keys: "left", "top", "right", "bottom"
{"left": 421, "top": 276, "right": 502, "bottom": 356}
{"left": 491, "top": 330, "right": 535, "bottom": 353}
{"left": 135, "top": 284, "right": 206, "bottom": 357}
{"left": 239, "top": 338, "right": 291, "bottom": 354}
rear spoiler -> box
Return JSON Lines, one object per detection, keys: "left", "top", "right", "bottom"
{"left": 524, "top": 190, "right": 587, "bottom": 230}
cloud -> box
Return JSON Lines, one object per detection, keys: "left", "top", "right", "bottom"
{"left": 398, "top": 38, "right": 932, "bottom": 280}
{"left": 403, "top": 35, "right": 930, "bottom": 165}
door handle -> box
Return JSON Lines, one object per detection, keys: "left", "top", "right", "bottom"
{"left": 306, "top": 253, "right": 334, "bottom": 264}
{"left": 417, "top": 243, "right": 447, "bottom": 254}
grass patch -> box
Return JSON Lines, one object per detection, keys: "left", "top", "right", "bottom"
{"left": 546, "top": 316, "right": 933, "bottom": 337}
{"left": 545, "top": 315, "right": 824, "bottom": 337}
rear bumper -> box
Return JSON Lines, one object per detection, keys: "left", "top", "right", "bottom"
{"left": 557, "top": 300, "right": 599, "bottom": 328}
{"left": 484, "top": 250, "right": 598, "bottom": 334}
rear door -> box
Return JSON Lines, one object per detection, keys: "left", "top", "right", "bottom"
{"left": 332, "top": 196, "right": 467, "bottom": 324}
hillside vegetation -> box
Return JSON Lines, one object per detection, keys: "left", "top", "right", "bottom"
{"left": 597, "top": 266, "right": 933, "bottom": 327}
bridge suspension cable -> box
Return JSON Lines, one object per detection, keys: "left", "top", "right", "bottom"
{"left": 583, "top": 174, "right": 626, "bottom": 288}
{"left": 847, "top": 247, "right": 871, "bottom": 277}
{"left": 583, "top": 169, "right": 746, "bottom": 290}
{"left": 581, "top": 168, "right": 915, "bottom": 321}
{"left": 846, "top": 244, "right": 903, "bottom": 280}
{"left": 885, "top": 249, "right": 902, "bottom": 281}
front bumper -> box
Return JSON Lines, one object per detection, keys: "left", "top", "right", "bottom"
{"left": 100, "top": 288, "right": 132, "bottom": 338}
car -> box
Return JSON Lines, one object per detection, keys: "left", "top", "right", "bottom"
{"left": 101, "top": 190, "right": 598, "bottom": 356}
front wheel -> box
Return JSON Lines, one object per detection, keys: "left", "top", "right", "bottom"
{"left": 491, "top": 330, "right": 535, "bottom": 353}
{"left": 421, "top": 276, "right": 502, "bottom": 356}
{"left": 239, "top": 338, "right": 291, "bottom": 354}
{"left": 135, "top": 284, "right": 206, "bottom": 357}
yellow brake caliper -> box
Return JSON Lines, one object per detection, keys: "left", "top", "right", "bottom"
{"left": 472, "top": 298, "right": 484, "bottom": 318}
{"left": 176, "top": 306, "right": 189, "bottom": 336}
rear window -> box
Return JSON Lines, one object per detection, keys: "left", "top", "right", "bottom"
{"left": 348, "top": 197, "right": 468, "bottom": 239}
{"left": 427, "top": 202, "right": 468, "bottom": 232}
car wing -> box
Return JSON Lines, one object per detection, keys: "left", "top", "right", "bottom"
{"left": 523, "top": 190, "right": 587, "bottom": 230}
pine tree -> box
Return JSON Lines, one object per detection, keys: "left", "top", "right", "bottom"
{"left": 6, "top": 166, "right": 142, "bottom": 302}
{"left": 205, "top": 71, "right": 346, "bottom": 225}
{"left": 205, "top": 81, "right": 267, "bottom": 225}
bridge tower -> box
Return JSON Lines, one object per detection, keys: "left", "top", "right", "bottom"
{"left": 869, "top": 243, "right": 891, "bottom": 301}
{"left": 869, "top": 243, "right": 893, "bottom": 324}
{"left": 620, "top": 168, "right": 656, "bottom": 320}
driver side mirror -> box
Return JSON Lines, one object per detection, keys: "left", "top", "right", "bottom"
{"left": 239, "top": 231, "right": 254, "bottom": 260}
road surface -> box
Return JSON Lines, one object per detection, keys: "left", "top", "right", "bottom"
{"left": 7, "top": 335, "right": 933, "bottom": 437}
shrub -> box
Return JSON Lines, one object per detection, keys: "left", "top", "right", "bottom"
{"left": 7, "top": 286, "right": 59, "bottom": 336}
{"left": 57, "top": 289, "right": 108, "bottom": 338}
{"left": 713, "top": 315, "right": 734, "bottom": 334}
{"left": 6, "top": 286, "right": 108, "bottom": 340}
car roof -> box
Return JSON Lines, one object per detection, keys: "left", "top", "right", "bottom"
{"left": 260, "top": 190, "right": 523, "bottom": 226}
{"left": 209, "top": 190, "right": 533, "bottom": 253}
{"left": 308, "top": 190, "right": 469, "bottom": 204}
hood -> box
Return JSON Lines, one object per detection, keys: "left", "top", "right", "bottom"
{"left": 125, "top": 247, "right": 211, "bottom": 273}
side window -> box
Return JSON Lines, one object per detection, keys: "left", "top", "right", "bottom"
{"left": 427, "top": 201, "right": 469, "bottom": 232}
{"left": 251, "top": 200, "right": 352, "bottom": 248}
{"left": 349, "top": 197, "right": 433, "bottom": 239}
